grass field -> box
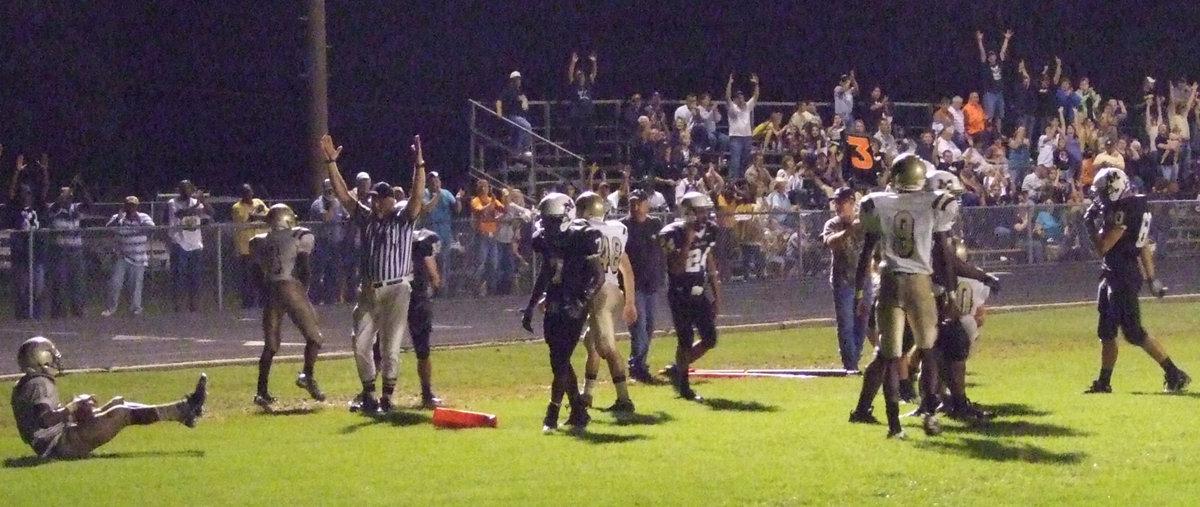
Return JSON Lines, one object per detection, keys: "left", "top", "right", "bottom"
{"left": 3, "top": 301, "right": 1200, "bottom": 505}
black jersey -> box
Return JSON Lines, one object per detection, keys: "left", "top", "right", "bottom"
{"left": 659, "top": 219, "right": 717, "bottom": 290}
{"left": 532, "top": 219, "right": 602, "bottom": 310}
{"left": 411, "top": 229, "right": 440, "bottom": 295}
{"left": 1100, "top": 195, "right": 1151, "bottom": 283}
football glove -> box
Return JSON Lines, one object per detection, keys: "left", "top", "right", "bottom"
{"left": 983, "top": 273, "right": 1001, "bottom": 294}
{"left": 1148, "top": 278, "right": 1168, "bottom": 299}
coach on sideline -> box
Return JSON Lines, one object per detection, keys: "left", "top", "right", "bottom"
{"left": 322, "top": 133, "right": 426, "bottom": 414}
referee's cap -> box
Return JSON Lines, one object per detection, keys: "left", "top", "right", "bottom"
{"left": 368, "top": 181, "right": 393, "bottom": 199}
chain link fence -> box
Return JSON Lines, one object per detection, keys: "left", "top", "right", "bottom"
{"left": 2, "top": 199, "right": 1199, "bottom": 322}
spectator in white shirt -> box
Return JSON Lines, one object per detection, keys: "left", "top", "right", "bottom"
{"left": 1022, "top": 165, "right": 1052, "bottom": 202}
{"left": 694, "top": 92, "right": 726, "bottom": 152}
{"left": 103, "top": 197, "right": 155, "bottom": 317}
{"left": 674, "top": 94, "right": 698, "bottom": 132}
{"left": 164, "top": 179, "right": 211, "bottom": 313}
{"left": 949, "top": 95, "right": 966, "bottom": 144}
{"left": 873, "top": 118, "right": 898, "bottom": 160}
{"left": 833, "top": 71, "right": 858, "bottom": 125}
{"left": 674, "top": 162, "right": 707, "bottom": 205}
{"left": 726, "top": 73, "right": 760, "bottom": 177}
{"left": 935, "top": 127, "right": 963, "bottom": 162}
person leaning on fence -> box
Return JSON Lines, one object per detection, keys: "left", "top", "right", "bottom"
{"left": 165, "top": 180, "right": 211, "bottom": 313}
{"left": 231, "top": 183, "right": 269, "bottom": 310}
{"left": 102, "top": 197, "right": 155, "bottom": 317}
{"left": 46, "top": 174, "right": 93, "bottom": 319}
{"left": 7, "top": 151, "right": 48, "bottom": 320}
{"left": 322, "top": 133, "right": 426, "bottom": 415}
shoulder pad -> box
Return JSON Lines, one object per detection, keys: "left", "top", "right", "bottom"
{"left": 293, "top": 227, "right": 312, "bottom": 237}
{"left": 933, "top": 192, "right": 956, "bottom": 211}
{"left": 859, "top": 195, "right": 876, "bottom": 213}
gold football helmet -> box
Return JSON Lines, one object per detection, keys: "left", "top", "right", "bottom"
{"left": 17, "top": 336, "right": 63, "bottom": 376}
{"left": 267, "top": 203, "right": 297, "bottom": 231}
{"left": 890, "top": 154, "right": 928, "bottom": 192}
{"left": 574, "top": 191, "right": 607, "bottom": 221}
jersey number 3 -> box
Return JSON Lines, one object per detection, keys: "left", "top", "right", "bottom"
{"left": 892, "top": 211, "right": 916, "bottom": 259}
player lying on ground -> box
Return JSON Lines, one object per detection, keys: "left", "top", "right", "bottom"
{"left": 250, "top": 203, "right": 327, "bottom": 407}
{"left": 10, "top": 337, "right": 207, "bottom": 459}
{"left": 523, "top": 193, "right": 605, "bottom": 432}
{"left": 575, "top": 191, "right": 638, "bottom": 413}
{"left": 1083, "top": 168, "right": 1189, "bottom": 393}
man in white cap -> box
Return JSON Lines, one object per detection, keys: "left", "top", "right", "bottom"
{"left": 496, "top": 71, "right": 532, "bottom": 158}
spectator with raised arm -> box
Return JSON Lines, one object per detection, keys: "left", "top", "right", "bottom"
{"left": 46, "top": 163, "right": 92, "bottom": 319}
{"left": 861, "top": 85, "right": 892, "bottom": 131}
{"left": 566, "top": 51, "right": 598, "bottom": 158}
{"left": 977, "top": 29, "right": 1013, "bottom": 129}
{"left": 102, "top": 197, "right": 155, "bottom": 317}
{"left": 7, "top": 152, "right": 48, "bottom": 320}
{"left": 231, "top": 183, "right": 269, "bottom": 310}
{"left": 726, "top": 73, "right": 760, "bottom": 176}
{"left": 496, "top": 70, "right": 532, "bottom": 158}
{"left": 1036, "top": 57, "right": 1063, "bottom": 136}
{"left": 833, "top": 71, "right": 858, "bottom": 126}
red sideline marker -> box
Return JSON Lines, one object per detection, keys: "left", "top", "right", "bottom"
{"left": 432, "top": 407, "right": 498, "bottom": 429}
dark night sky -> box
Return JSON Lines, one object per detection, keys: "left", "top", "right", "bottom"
{"left": 2, "top": 1, "right": 1198, "bottom": 200}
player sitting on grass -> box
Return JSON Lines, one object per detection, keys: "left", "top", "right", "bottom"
{"left": 1082, "top": 168, "right": 1189, "bottom": 394}
{"left": 10, "top": 337, "right": 207, "bottom": 459}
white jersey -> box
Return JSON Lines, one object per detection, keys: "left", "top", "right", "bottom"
{"left": 860, "top": 191, "right": 958, "bottom": 275}
{"left": 950, "top": 277, "right": 990, "bottom": 342}
{"left": 589, "top": 218, "right": 628, "bottom": 287}
{"left": 252, "top": 227, "right": 316, "bottom": 283}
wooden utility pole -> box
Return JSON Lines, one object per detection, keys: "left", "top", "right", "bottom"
{"left": 306, "top": 0, "right": 329, "bottom": 194}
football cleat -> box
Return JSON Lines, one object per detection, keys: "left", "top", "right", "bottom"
{"left": 420, "top": 394, "right": 444, "bottom": 410}
{"left": 565, "top": 408, "right": 590, "bottom": 432}
{"left": 579, "top": 392, "right": 593, "bottom": 409}
{"left": 946, "top": 399, "right": 994, "bottom": 424}
{"left": 378, "top": 396, "right": 395, "bottom": 414}
{"left": 898, "top": 380, "right": 919, "bottom": 404}
{"left": 1166, "top": 370, "right": 1192, "bottom": 393}
{"left": 1084, "top": 380, "right": 1113, "bottom": 394}
{"left": 849, "top": 407, "right": 881, "bottom": 424}
{"left": 922, "top": 413, "right": 942, "bottom": 436}
{"left": 542, "top": 403, "right": 561, "bottom": 433}
{"left": 253, "top": 392, "right": 277, "bottom": 408}
{"left": 678, "top": 387, "right": 704, "bottom": 403}
{"left": 351, "top": 392, "right": 379, "bottom": 414}
{"left": 605, "top": 399, "right": 636, "bottom": 414}
{"left": 183, "top": 373, "right": 207, "bottom": 428}
{"left": 295, "top": 372, "right": 326, "bottom": 402}
{"left": 886, "top": 429, "right": 907, "bottom": 440}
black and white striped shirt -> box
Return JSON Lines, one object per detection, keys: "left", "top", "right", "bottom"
{"left": 354, "top": 204, "right": 414, "bottom": 284}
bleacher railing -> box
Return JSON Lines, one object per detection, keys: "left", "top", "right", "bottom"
{"left": 2, "top": 200, "right": 1199, "bottom": 322}
{"left": 467, "top": 99, "right": 588, "bottom": 196}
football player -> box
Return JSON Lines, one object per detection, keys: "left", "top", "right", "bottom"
{"left": 250, "top": 204, "right": 326, "bottom": 407}
{"left": 522, "top": 193, "right": 604, "bottom": 432}
{"left": 660, "top": 191, "right": 721, "bottom": 402}
{"left": 409, "top": 227, "right": 444, "bottom": 408}
{"left": 851, "top": 155, "right": 959, "bottom": 439}
{"left": 575, "top": 192, "right": 639, "bottom": 413}
{"left": 10, "top": 337, "right": 206, "bottom": 459}
{"left": 1083, "top": 168, "right": 1189, "bottom": 393}
{"left": 935, "top": 240, "right": 994, "bottom": 421}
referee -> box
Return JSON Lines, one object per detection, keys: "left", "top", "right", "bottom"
{"left": 322, "top": 133, "right": 426, "bottom": 414}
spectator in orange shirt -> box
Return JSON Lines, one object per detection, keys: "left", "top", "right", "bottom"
{"left": 964, "top": 92, "right": 987, "bottom": 137}
{"left": 470, "top": 180, "right": 502, "bottom": 296}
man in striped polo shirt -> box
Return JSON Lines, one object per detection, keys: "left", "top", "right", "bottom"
{"left": 46, "top": 178, "right": 93, "bottom": 318}
{"left": 322, "top": 133, "right": 426, "bottom": 414}
{"left": 102, "top": 197, "right": 155, "bottom": 317}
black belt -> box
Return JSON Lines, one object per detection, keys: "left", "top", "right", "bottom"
{"left": 371, "top": 276, "right": 413, "bottom": 289}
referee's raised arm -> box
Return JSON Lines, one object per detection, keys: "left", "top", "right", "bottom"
{"left": 320, "top": 134, "right": 365, "bottom": 214}
{"left": 404, "top": 135, "right": 427, "bottom": 221}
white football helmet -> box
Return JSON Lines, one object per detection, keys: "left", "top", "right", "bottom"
{"left": 538, "top": 192, "right": 576, "bottom": 232}
{"left": 925, "top": 169, "right": 965, "bottom": 196}
{"left": 678, "top": 191, "right": 714, "bottom": 224}
{"left": 1092, "top": 168, "right": 1129, "bottom": 204}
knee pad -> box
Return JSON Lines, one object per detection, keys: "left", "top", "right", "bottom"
{"left": 937, "top": 320, "right": 971, "bottom": 363}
